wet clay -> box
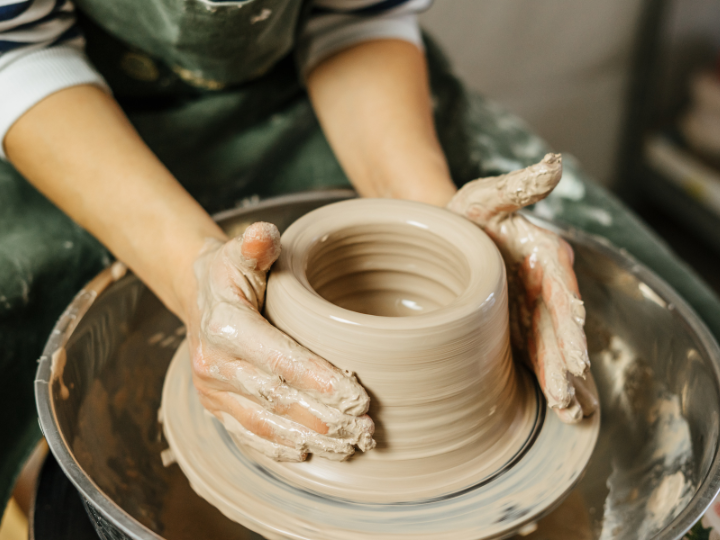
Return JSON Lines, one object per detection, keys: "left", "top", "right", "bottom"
{"left": 192, "top": 225, "right": 374, "bottom": 463}
{"left": 447, "top": 154, "right": 595, "bottom": 420}
{"left": 160, "top": 199, "right": 600, "bottom": 538}
{"left": 256, "top": 199, "right": 538, "bottom": 501}
{"left": 165, "top": 199, "right": 539, "bottom": 502}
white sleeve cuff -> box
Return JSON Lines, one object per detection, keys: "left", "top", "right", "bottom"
{"left": 299, "top": 12, "right": 424, "bottom": 78}
{"left": 0, "top": 45, "right": 109, "bottom": 159}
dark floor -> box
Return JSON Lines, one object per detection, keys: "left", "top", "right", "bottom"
{"left": 632, "top": 202, "right": 720, "bottom": 296}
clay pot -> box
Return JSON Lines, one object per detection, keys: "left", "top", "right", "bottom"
{"left": 262, "top": 199, "right": 538, "bottom": 503}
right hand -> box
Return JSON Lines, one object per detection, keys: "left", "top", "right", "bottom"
{"left": 187, "top": 222, "right": 376, "bottom": 462}
{"left": 447, "top": 155, "right": 598, "bottom": 423}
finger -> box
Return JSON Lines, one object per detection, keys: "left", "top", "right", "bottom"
{"left": 553, "top": 396, "right": 584, "bottom": 424}
{"left": 542, "top": 277, "right": 588, "bottom": 377}
{"left": 539, "top": 242, "right": 589, "bottom": 377}
{"left": 503, "top": 218, "right": 588, "bottom": 378}
{"left": 210, "top": 222, "right": 281, "bottom": 311}
{"left": 570, "top": 372, "right": 599, "bottom": 417}
{"left": 204, "top": 303, "right": 371, "bottom": 416}
{"left": 237, "top": 221, "right": 281, "bottom": 272}
{"left": 552, "top": 373, "right": 599, "bottom": 424}
{"left": 531, "top": 300, "right": 598, "bottom": 423}
{"left": 530, "top": 302, "right": 573, "bottom": 409}
{"left": 193, "top": 354, "right": 375, "bottom": 450}
{"left": 447, "top": 153, "right": 562, "bottom": 225}
{"left": 217, "top": 410, "right": 306, "bottom": 462}
{"left": 205, "top": 390, "right": 358, "bottom": 461}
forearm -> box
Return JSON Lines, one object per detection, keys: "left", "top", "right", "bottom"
{"left": 307, "top": 39, "right": 457, "bottom": 207}
{"left": 4, "top": 85, "right": 226, "bottom": 321}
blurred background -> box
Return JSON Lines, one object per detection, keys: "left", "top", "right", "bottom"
{"left": 422, "top": 0, "right": 641, "bottom": 187}
{"left": 421, "top": 0, "right": 720, "bottom": 293}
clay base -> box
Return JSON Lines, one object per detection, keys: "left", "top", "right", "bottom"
{"left": 161, "top": 342, "right": 600, "bottom": 540}
{"left": 246, "top": 369, "right": 541, "bottom": 503}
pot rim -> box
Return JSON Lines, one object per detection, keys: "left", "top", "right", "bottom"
{"left": 268, "top": 197, "right": 506, "bottom": 331}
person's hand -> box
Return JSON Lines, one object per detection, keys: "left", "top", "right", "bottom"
{"left": 187, "top": 223, "right": 376, "bottom": 461}
{"left": 447, "top": 154, "right": 598, "bottom": 423}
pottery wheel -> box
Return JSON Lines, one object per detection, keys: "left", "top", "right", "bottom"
{"left": 162, "top": 342, "right": 599, "bottom": 540}
{"left": 162, "top": 199, "right": 600, "bottom": 539}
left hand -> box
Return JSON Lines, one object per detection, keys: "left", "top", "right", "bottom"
{"left": 447, "top": 153, "right": 598, "bottom": 423}
{"left": 188, "top": 223, "right": 375, "bottom": 462}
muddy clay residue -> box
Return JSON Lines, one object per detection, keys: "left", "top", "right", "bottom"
{"left": 258, "top": 198, "right": 536, "bottom": 502}
{"left": 71, "top": 290, "right": 260, "bottom": 540}
{"left": 596, "top": 336, "right": 694, "bottom": 540}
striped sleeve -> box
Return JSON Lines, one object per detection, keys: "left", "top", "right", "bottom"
{"left": 0, "top": 0, "right": 107, "bottom": 159}
{"left": 298, "top": 0, "right": 432, "bottom": 77}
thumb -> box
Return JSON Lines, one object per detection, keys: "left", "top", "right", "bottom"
{"left": 213, "top": 222, "right": 281, "bottom": 310}
{"left": 233, "top": 222, "right": 282, "bottom": 273}
{"left": 448, "top": 153, "right": 563, "bottom": 225}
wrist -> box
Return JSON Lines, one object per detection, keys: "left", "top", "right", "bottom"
{"left": 170, "top": 234, "right": 226, "bottom": 325}
{"left": 361, "top": 158, "right": 457, "bottom": 208}
{"left": 391, "top": 172, "right": 457, "bottom": 207}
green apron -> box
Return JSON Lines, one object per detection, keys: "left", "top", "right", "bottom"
{"left": 1, "top": 4, "right": 719, "bottom": 533}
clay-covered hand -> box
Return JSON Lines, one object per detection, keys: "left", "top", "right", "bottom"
{"left": 447, "top": 154, "right": 599, "bottom": 423}
{"left": 188, "top": 223, "right": 376, "bottom": 461}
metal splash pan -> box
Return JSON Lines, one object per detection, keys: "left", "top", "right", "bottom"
{"left": 35, "top": 190, "right": 720, "bottom": 540}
